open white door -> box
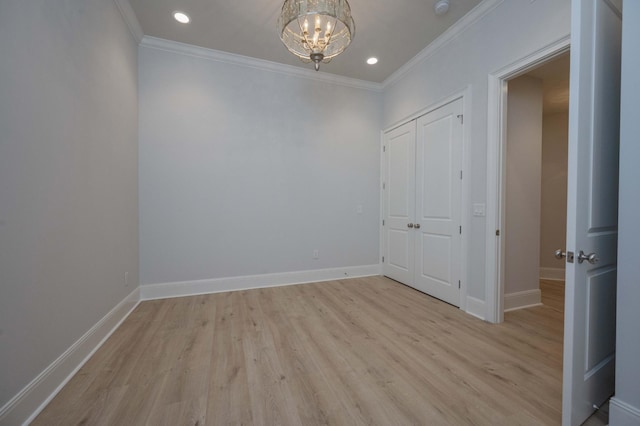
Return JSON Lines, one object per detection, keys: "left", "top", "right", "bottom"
{"left": 562, "top": 0, "right": 621, "bottom": 425}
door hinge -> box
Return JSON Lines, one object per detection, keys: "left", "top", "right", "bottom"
{"left": 457, "top": 114, "right": 464, "bottom": 124}
{"left": 496, "top": 229, "right": 500, "bottom": 236}
{"left": 460, "top": 170, "right": 463, "bottom": 180}
{"left": 382, "top": 219, "right": 385, "bottom": 226}
{"left": 383, "top": 182, "right": 386, "bottom": 190}
{"left": 458, "top": 280, "right": 461, "bottom": 289}
{"left": 382, "top": 256, "right": 385, "bottom": 263}
{"left": 383, "top": 145, "right": 386, "bottom": 152}
{"left": 459, "top": 226, "right": 462, "bottom": 234}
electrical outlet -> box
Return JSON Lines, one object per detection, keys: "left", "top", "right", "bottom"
{"left": 313, "top": 250, "right": 319, "bottom": 259}
{"left": 124, "top": 272, "right": 129, "bottom": 287}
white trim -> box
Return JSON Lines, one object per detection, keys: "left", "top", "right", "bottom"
{"left": 459, "top": 87, "right": 472, "bottom": 312}
{"left": 139, "top": 36, "right": 383, "bottom": 93}
{"left": 609, "top": 397, "right": 640, "bottom": 426}
{"left": 382, "top": 0, "right": 504, "bottom": 88}
{"left": 540, "top": 267, "right": 566, "bottom": 281}
{"left": 465, "top": 296, "right": 486, "bottom": 320}
{"left": 112, "top": 0, "right": 143, "bottom": 44}
{"left": 0, "top": 288, "right": 140, "bottom": 426}
{"left": 140, "top": 265, "right": 381, "bottom": 301}
{"left": 504, "top": 289, "right": 542, "bottom": 312}
{"left": 485, "top": 35, "right": 571, "bottom": 324}
{"left": 383, "top": 87, "right": 470, "bottom": 134}
{"left": 379, "top": 130, "right": 386, "bottom": 272}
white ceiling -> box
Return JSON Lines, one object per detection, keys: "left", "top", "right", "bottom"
{"left": 129, "top": 0, "right": 482, "bottom": 83}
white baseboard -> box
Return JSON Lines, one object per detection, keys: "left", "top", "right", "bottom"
{"left": 0, "top": 288, "right": 140, "bottom": 426}
{"left": 504, "top": 289, "right": 542, "bottom": 312}
{"left": 539, "top": 266, "right": 565, "bottom": 281}
{"left": 140, "top": 264, "right": 382, "bottom": 300}
{"left": 610, "top": 397, "right": 640, "bottom": 426}
{"left": 466, "top": 296, "right": 486, "bottom": 320}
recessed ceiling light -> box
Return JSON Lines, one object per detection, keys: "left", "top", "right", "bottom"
{"left": 367, "top": 57, "right": 378, "bottom": 65}
{"left": 173, "top": 11, "right": 190, "bottom": 24}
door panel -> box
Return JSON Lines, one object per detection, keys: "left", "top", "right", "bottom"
{"left": 585, "top": 268, "right": 616, "bottom": 371}
{"left": 388, "top": 230, "right": 410, "bottom": 272}
{"left": 414, "top": 99, "right": 463, "bottom": 306}
{"left": 383, "top": 122, "right": 416, "bottom": 284}
{"left": 420, "top": 234, "right": 451, "bottom": 284}
{"left": 420, "top": 122, "right": 452, "bottom": 219}
{"left": 562, "top": 0, "right": 621, "bottom": 424}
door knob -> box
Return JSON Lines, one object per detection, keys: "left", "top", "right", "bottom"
{"left": 578, "top": 250, "right": 598, "bottom": 264}
{"left": 414, "top": 223, "right": 421, "bottom": 229}
{"left": 555, "top": 249, "right": 566, "bottom": 259}
{"left": 407, "top": 223, "right": 414, "bottom": 228}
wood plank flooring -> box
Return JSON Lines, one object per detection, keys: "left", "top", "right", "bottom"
{"left": 34, "top": 277, "right": 567, "bottom": 425}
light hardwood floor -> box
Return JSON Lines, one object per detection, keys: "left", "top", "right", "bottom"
{"left": 35, "top": 277, "right": 568, "bottom": 425}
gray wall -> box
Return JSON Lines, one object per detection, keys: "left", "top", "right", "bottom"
{"left": 0, "top": 0, "right": 138, "bottom": 410}
{"left": 540, "top": 112, "right": 568, "bottom": 272}
{"left": 383, "top": 0, "right": 571, "bottom": 303}
{"left": 138, "top": 45, "right": 383, "bottom": 286}
{"left": 505, "top": 76, "right": 543, "bottom": 296}
{"left": 611, "top": 1, "right": 640, "bottom": 423}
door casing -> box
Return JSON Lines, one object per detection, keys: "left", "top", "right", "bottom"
{"left": 485, "top": 35, "right": 571, "bottom": 324}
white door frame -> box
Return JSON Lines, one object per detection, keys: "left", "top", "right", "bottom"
{"left": 485, "top": 35, "right": 570, "bottom": 323}
{"left": 381, "top": 87, "right": 471, "bottom": 312}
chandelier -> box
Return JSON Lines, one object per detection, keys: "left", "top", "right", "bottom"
{"left": 278, "top": 0, "right": 355, "bottom": 71}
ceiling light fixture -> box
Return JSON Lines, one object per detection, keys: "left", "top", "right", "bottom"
{"left": 367, "top": 57, "right": 378, "bottom": 65}
{"left": 173, "top": 11, "right": 190, "bottom": 24}
{"left": 278, "top": 0, "right": 355, "bottom": 71}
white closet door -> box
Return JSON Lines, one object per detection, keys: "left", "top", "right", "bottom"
{"left": 383, "top": 121, "right": 416, "bottom": 284}
{"left": 414, "top": 99, "right": 463, "bottom": 307}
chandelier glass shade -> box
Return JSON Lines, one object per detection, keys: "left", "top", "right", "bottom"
{"left": 278, "top": 0, "right": 355, "bottom": 71}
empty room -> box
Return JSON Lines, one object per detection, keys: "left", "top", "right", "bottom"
{"left": 1, "top": 0, "right": 639, "bottom": 425}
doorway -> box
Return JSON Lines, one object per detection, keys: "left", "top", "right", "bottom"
{"left": 499, "top": 51, "right": 612, "bottom": 426}
{"left": 484, "top": 37, "right": 570, "bottom": 324}
{"left": 503, "top": 53, "right": 570, "bottom": 317}
{"left": 486, "top": 4, "right": 621, "bottom": 423}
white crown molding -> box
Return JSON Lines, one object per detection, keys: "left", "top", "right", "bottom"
{"left": 140, "top": 264, "right": 381, "bottom": 301}
{"left": 0, "top": 288, "right": 140, "bottom": 425}
{"left": 382, "top": 0, "right": 505, "bottom": 88}
{"left": 113, "top": 0, "right": 144, "bottom": 44}
{"left": 139, "top": 36, "right": 384, "bottom": 93}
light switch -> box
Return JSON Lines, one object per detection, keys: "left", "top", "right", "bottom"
{"left": 473, "top": 203, "right": 486, "bottom": 217}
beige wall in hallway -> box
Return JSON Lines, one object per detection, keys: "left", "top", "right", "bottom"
{"left": 540, "top": 112, "right": 569, "bottom": 272}
{"left": 505, "top": 75, "right": 543, "bottom": 296}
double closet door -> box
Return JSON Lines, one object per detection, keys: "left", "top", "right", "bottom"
{"left": 383, "top": 99, "right": 463, "bottom": 307}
